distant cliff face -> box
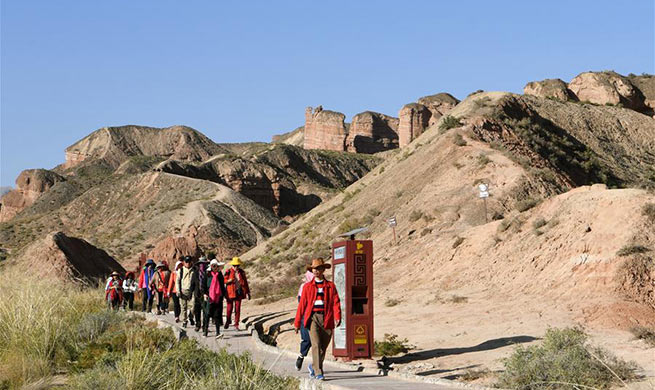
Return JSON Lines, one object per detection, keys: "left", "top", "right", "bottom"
{"left": 0, "top": 169, "right": 66, "bottom": 222}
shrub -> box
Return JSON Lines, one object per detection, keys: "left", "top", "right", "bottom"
{"left": 374, "top": 333, "right": 414, "bottom": 356}
{"left": 450, "top": 295, "right": 468, "bottom": 304}
{"left": 532, "top": 218, "right": 547, "bottom": 230}
{"left": 453, "top": 133, "right": 467, "bottom": 146}
{"left": 517, "top": 198, "right": 540, "bottom": 212}
{"left": 477, "top": 153, "right": 491, "bottom": 166}
{"left": 643, "top": 203, "right": 655, "bottom": 224}
{"left": 452, "top": 236, "right": 465, "bottom": 249}
{"left": 385, "top": 298, "right": 401, "bottom": 307}
{"left": 409, "top": 210, "right": 424, "bottom": 222}
{"left": 497, "top": 327, "right": 638, "bottom": 390}
{"left": 630, "top": 326, "right": 655, "bottom": 347}
{"left": 439, "top": 116, "right": 463, "bottom": 132}
{"left": 616, "top": 244, "right": 651, "bottom": 257}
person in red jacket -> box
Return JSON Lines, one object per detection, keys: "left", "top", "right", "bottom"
{"left": 294, "top": 258, "right": 341, "bottom": 381}
{"left": 224, "top": 257, "right": 250, "bottom": 330}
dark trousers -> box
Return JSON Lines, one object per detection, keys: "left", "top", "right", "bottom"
{"left": 157, "top": 291, "right": 168, "bottom": 312}
{"left": 226, "top": 298, "right": 242, "bottom": 327}
{"left": 300, "top": 321, "right": 311, "bottom": 357}
{"left": 171, "top": 293, "right": 181, "bottom": 318}
{"left": 142, "top": 291, "right": 154, "bottom": 312}
{"left": 203, "top": 299, "right": 224, "bottom": 334}
{"left": 123, "top": 292, "right": 134, "bottom": 310}
{"left": 192, "top": 297, "right": 203, "bottom": 326}
{"left": 109, "top": 297, "right": 121, "bottom": 311}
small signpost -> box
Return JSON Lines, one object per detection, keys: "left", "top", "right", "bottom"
{"left": 387, "top": 216, "right": 397, "bottom": 244}
{"left": 478, "top": 183, "right": 490, "bottom": 223}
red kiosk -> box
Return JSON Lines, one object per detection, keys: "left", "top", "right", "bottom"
{"left": 331, "top": 228, "right": 374, "bottom": 360}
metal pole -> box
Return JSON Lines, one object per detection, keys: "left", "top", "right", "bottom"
{"left": 483, "top": 197, "right": 488, "bottom": 223}
{"left": 392, "top": 226, "right": 397, "bottom": 245}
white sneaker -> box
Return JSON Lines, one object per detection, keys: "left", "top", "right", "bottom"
{"left": 215, "top": 333, "right": 224, "bottom": 340}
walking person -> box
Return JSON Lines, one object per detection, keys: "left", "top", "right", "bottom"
{"left": 202, "top": 259, "right": 227, "bottom": 339}
{"left": 295, "top": 265, "right": 314, "bottom": 370}
{"left": 138, "top": 259, "right": 156, "bottom": 312}
{"left": 177, "top": 256, "right": 195, "bottom": 328}
{"left": 122, "top": 271, "right": 138, "bottom": 310}
{"left": 294, "top": 258, "right": 341, "bottom": 381}
{"left": 191, "top": 256, "right": 210, "bottom": 332}
{"left": 149, "top": 261, "right": 171, "bottom": 315}
{"left": 224, "top": 257, "right": 250, "bottom": 330}
{"left": 105, "top": 271, "right": 123, "bottom": 311}
{"left": 168, "top": 260, "right": 182, "bottom": 322}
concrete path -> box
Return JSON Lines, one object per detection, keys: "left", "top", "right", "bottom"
{"left": 147, "top": 312, "right": 469, "bottom": 390}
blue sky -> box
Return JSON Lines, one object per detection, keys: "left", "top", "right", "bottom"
{"left": 1, "top": 1, "right": 653, "bottom": 187}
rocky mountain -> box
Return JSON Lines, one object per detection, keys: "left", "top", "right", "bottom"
{"left": 0, "top": 187, "right": 11, "bottom": 197}
{"left": 0, "top": 125, "right": 379, "bottom": 273}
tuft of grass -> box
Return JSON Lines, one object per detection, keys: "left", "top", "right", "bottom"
{"left": 497, "top": 327, "right": 638, "bottom": 390}
{"left": 477, "top": 153, "right": 491, "bottom": 166}
{"left": 409, "top": 210, "right": 424, "bottom": 222}
{"left": 374, "top": 334, "right": 414, "bottom": 357}
{"left": 616, "top": 244, "right": 651, "bottom": 257}
{"left": 460, "top": 368, "right": 490, "bottom": 381}
{"left": 643, "top": 203, "right": 655, "bottom": 224}
{"left": 450, "top": 295, "right": 468, "bottom": 304}
{"left": 385, "top": 298, "right": 401, "bottom": 307}
{"left": 452, "top": 236, "right": 465, "bottom": 249}
{"left": 516, "top": 198, "right": 540, "bottom": 212}
{"left": 439, "top": 116, "right": 463, "bottom": 132}
{"left": 630, "top": 326, "right": 655, "bottom": 347}
{"left": 532, "top": 218, "right": 548, "bottom": 230}
{"left": 453, "top": 133, "right": 467, "bottom": 146}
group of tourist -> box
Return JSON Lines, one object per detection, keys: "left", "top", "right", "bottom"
{"left": 105, "top": 255, "right": 250, "bottom": 339}
{"left": 105, "top": 254, "right": 342, "bottom": 381}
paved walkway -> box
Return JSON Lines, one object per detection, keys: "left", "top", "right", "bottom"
{"left": 148, "top": 312, "right": 466, "bottom": 390}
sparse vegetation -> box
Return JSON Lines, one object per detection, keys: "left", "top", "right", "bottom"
{"left": 439, "top": 115, "right": 463, "bottom": 132}
{"left": 460, "top": 368, "right": 490, "bottom": 381}
{"left": 516, "top": 198, "right": 540, "bottom": 212}
{"left": 497, "top": 327, "right": 638, "bottom": 390}
{"left": 643, "top": 203, "right": 655, "bottom": 224}
{"left": 374, "top": 333, "right": 414, "bottom": 356}
{"left": 453, "top": 133, "right": 467, "bottom": 146}
{"left": 630, "top": 326, "right": 655, "bottom": 347}
{"left": 452, "top": 236, "right": 465, "bottom": 249}
{"left": 409, "top": 210, "right": 424, "bottom": 222}
{"left": 532, "top": 218, "right": 547, "bottom": 231}
{"left": 616, "top": 244, "right": 651, "bottom": 257}
{"left": 385, "top": 298, "right": 401, "bottom": 307}
{"left": 477, "top": 153, "right": 491, "bottom": 166}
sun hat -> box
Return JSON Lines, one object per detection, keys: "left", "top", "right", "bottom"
{"left": 156, "top": 261, "right": 166, "bottom": 269}
{"left": 145, "top": 259, "right": 155, "bottom": 266}
{"left": 310, "top": 258, "right": 331, "bottom": 270}
{"left": 110, "top": 271, "right": 120, "bottom": 277}
{"left": 174, "top": 260, "right": 183, "bottom": 270}
{"left": 230, "top": 257, "right": 243, "bottom": 266}
{"left": 210, "top": 259, "right": 225, "bottom": 268}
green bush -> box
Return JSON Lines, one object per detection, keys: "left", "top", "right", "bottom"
{"left": 643, "top": 203, "right": 655, "bottom": 224}
{"left": 374, "top": 333, "right": 413, "bottom": 356}
{"left": 497, "top": 327, "right": 638, "bottom": 390}
{"left": 439, "top": 116, "right": 463, "bottom": 132}
{"left": 517, "top": 198, "right": 540, "bottom": 212}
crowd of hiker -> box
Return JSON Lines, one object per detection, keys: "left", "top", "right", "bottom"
{"left": 105, "top": 255, "right": 250, "bottom": 339}
{"left": 105, "top": 254, "right": 341, "bottom": 381}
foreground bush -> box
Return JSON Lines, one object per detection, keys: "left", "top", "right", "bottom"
{"left": 497, "top": 327, "right": 638, "bottom": 390}
{"left": 0, "top": 270, "right": 297, "bottom": 390}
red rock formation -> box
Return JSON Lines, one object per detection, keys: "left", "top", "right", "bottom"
{"left": 303, "top": 106, "right": 347, "bottom": 151}
{"left": 398, "top": 103, "right": 432, "bottom": 148}
{"left": 345, "top": 111, "right": 399, "bottom": 153}
{"left": 417, "top": 93, "right": 460, "bottom": 127}
{"left": 524, "top": 78, "right": 577, "bottom": 101}
{"left": 15, "top": 231, "right": 124, "bottom": 284}
{"left": 568, "top": 71, "right": 646, "bottom": 111}
{"left": 0, "top": 169, "right": 66, "bottom": 222}
{"left": 147, "top": 226, "right": 202, "bottom": 263}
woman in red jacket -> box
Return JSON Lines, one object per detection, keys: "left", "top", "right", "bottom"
{"left": 224, "top": 257, "right": 250, "bottom": 330}
{"left": 294, "top": 258, "right": 341, "bottom": 381}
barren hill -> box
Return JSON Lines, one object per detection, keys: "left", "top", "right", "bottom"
{"left": 0, "top": 126, "right": 379, "bottom": 271}
{"left": 242, "top": 88, "right": 655, "bottom": 381}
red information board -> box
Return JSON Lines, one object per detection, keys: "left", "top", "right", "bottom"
{"left": 331, "top": 240, "right": 374, "bottom": 360}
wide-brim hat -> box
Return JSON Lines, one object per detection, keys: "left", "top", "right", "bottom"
{"left": 145, "top": 259, "right": 155, "bottom": 266}
{"left": 174, "top": 261, "right": 183, "bottom": 270}
{"left": 110, "top": 271, "right": 120, "bottom": 277}
{"left": 310, "top": 258, "right": 331, "bottom": 270}
{"left": 210, "top": 259, "right": 225, "bottom": 268}
{"left": 230, "top": 257, "right": 243, "bottom": 266}
{"left": 156, "top": 261, "right": 167, "bottom": 269}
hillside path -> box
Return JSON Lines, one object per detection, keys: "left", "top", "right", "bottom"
{"left": 148, "top": 312, "right": 464, "bottom": 390}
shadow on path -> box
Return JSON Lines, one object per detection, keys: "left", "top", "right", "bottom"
{"left": 389, "top": 335, "right": 539, "bottom": 364}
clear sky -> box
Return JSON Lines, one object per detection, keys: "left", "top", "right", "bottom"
{"left": 1, "top": 1, "right": 653, "bottom": 187}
